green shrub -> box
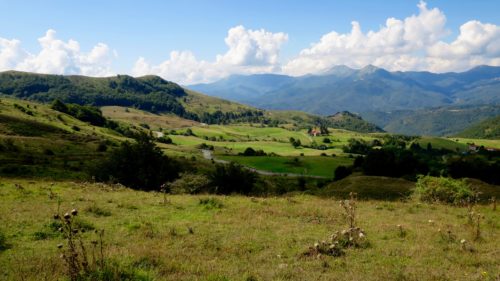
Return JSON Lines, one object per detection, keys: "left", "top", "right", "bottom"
{"left": 169, "top": 173, "right": 210, "bottom": 194}
{"left": 415, "top": 175, "right": 475, "bottom": 204}
{"left": 199, "top": 197, "right": 224, "bottom": 209}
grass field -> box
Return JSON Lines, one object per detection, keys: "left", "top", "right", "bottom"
{"left": 218, "top": 155, "right": 353, "bottom": 177}
{"left": 0, "top": 178, "right": 498, "bottom": 280}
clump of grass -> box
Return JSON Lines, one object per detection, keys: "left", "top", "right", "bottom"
{"left": 397, "top": 224, "right": 407, "bottom": 238}
{"left": 0, "top": 229, "right": 9, "bottom": 251}
{"left": 199, "top": 197, "right": 224, "bottom": 209}
{"left": 85, "top": 204, "right": 112, "bottom": 217}
{"left": 304, "top": 192, "right": 368, "bottom": 258}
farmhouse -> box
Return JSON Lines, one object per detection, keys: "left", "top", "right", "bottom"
{"left": 309, "top": 128, "right": 321, "bottom": 137}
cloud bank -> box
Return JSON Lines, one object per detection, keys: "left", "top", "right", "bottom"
{"left": 132, "top": 26, "right": 288, "bottom": 84}
{"left": 1, "top": 1, "right": 499, "bottom": 84}
{"left": 283, "top": 1, "right": 500, "bottom": 76}
{"left": 0, "top": 29, "right": 116, "bottom": 76}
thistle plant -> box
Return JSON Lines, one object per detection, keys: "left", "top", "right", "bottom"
{"left": 53, "top": 209, "right": 105, "bottom": 281}
{"left": 305, "top": 192, "right": 367, "bottom": 258}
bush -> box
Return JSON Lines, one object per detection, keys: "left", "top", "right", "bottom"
{"left": 93, "top": 133, "right": 179, "bottom": 190}
{"left": 169, "top": 173, "right": 210, "bottom": 194}
{"left": 240, "top": 147, "right": 267, "bottom": 156}
{"left": 157, "top": 136, "right": 173, "bottom": 144}
{"left": 415, "top": 175, "right": 475, "bottom": 204}
{"left": 209, "top": 162, "right": 257, "bottom": 195}
{"left": 334, "top": 165, "right": 352, "bottom": 181}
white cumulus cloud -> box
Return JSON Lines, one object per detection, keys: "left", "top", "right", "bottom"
{"left": 132, "top": 25, "right": 288, "bottom": 84}
{"left": 283, "top": 1, "right": 449, "bottom": 75}
{"left": 0, "top": 29, "right": 116, "bottom": 76}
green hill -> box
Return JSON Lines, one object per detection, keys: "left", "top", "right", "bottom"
{"left": 0, "top": 97, "right": 124, "bottom": 178}
{"left": 0, "top": 71, "right": 264, "bottom": 124}
{"left": 0, "top": 71, "right": 384, "bottom": 133}
{"left": 327, "top": 111, "right": 384, "bottom": 133}
{"left": 456, "top": 115, "right": 500, "bottom": 139}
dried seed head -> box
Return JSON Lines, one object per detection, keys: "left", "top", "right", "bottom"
{"left": 63, "top": 213, "right": 71, "bottom": 220}
{"left": 71, "top": 209, "right": 78, "bottom": 216}
{"left": 314, "top": 242, "right": 319, "bottom": 249}
{"left": 57, "top": 243, "right": 63, "bottom": 249}
{"left": 53, "top": 214, "right": 60, "bottom": 220}
{"left": 58, "top": 227, "right": 64, "bottom": 233}
{"left": 460, "top": 239, "right": 467, "bottom": 244}
{"left": 72, "top": 229, "right": 79, "bottom": 234}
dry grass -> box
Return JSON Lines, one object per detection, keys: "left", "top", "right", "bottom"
{"left": 0, "top": 178, "right": 498, "bottom": 280}
{"left": 101, "top": 106, "right": 199, "bottom": 130}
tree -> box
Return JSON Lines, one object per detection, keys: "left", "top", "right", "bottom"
{"left": 93, "top": 133, "right": 179, "bottom": 190}
{"left": 209, "top": 162, "right": 257, "bottom": 195}
{"left": 334, "top": 165, "right": 352, "bottom": 181}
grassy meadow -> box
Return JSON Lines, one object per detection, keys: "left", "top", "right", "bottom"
{"left": 218, "top": 155, "right": 353, "bottom": 177}
{"left": 0, "top": 178, "right": 498, "bottom": 280}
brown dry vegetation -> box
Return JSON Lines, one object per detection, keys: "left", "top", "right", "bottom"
{"left": 0, "top": 178, "right": 498, "bottom": 280}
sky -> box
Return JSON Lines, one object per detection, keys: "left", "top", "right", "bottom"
{"left": 0, "top": 0, "right": 499, "bottom": 84}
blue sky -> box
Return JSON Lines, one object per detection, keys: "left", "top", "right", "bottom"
{"left": 1, "top": 0, "right": 499, "bottom": 84}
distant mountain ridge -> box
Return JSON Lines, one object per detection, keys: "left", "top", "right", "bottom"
{"left": 189, "top": 65, "right": 500, "bottom": 115}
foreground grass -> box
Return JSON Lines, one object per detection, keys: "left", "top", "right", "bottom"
{"left": 0, "top": 178, "right": 498, "bottom": 280}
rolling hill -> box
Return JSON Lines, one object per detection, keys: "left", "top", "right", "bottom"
{"left": 361, "top": 105, "right": 500, "bottom": 136}
{"left": 0, "top": 71, "right": 383, "bottom": 133}
{"left": 456, "top": 115, "right": 500, "bottom": 139}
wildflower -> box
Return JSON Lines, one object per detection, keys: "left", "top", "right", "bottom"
{"left": 314, "top": 242, "right": 319, "bottom": 248}
{"left": 359, "top": 232, "right": 365, "bottom": 238}
{"left": 460, "top": 239, "right": 466, "bottom": 244}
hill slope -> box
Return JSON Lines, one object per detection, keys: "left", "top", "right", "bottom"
{"left": 456, "top": 115, "right": 500, "bottom": 139}
{"left": 327, "top": 111, "right": 383, "bottom": 133}
{"left": 0, "top": 71, "right": 383, "bottom": 133}
{"left": 361, "top": 105, "right": 500, "bottom": 136}
{"left": 0, "top": 71, "right": 264, "bottom": 124}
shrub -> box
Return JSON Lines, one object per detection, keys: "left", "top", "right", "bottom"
{"left": 334, "top": 165, "right": 352, "bottom": 181}
{"left": 199, "top": 197, "right": 224, "bottom": 209}
{"left": 209, "top": 162, "right": 257, "bottom": 195}
{"left": 93, "top": 133, "right": 179, "bottom": 190}
{"left": 157, "top": 136, "right": 173, "bottom": 144}
{"left": 415, "top": 175, "right": 475, "bottom": 204}
{"left": 240, "top": 147, "right": 267, "bottom": 156}
{"left": 169, "top": 173, "right": 210, "bottom": 194}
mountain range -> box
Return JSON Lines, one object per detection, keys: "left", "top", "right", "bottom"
{"left": 189, "top": 65, "right": 500, "bottom": 136}
{"left": 189, "top": 65, "right": 500, "bottom": 114}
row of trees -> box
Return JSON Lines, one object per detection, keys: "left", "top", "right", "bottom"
{"left": 335, "top": 143, "right": 500, "bottom": 185}
{"left": 93, "top": 134, "right": 259, "bottom": 194}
